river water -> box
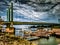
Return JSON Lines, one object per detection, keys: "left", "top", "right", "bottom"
{"left": 29, "top": 37, "right": 60, "bottom": 45}
{"left": 15, "top": 30, "right": 60, "bottom": 45}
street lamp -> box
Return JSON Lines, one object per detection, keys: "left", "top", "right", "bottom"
{"left": 0, "top": 16, "right": 4, "bottom": 32}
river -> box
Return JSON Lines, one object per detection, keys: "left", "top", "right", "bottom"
{"left": 29, "top": 37, "right": 60, "bottom": 45}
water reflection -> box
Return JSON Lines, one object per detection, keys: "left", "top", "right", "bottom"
{"left": 30, "top": 37, "right": 58, "bottom": 45}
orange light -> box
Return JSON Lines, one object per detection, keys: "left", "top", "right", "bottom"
{"left": 6, "top": 27, "right": 14, "bottom": 33}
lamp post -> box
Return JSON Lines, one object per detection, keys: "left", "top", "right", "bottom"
{"left": 0, "top": 16, "right": 4, "bottom": 32}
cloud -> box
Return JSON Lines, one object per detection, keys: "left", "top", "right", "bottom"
{"left": 14, "top": 3, "right": 48, "bottom": 20}
{"left": 0, "top": 11, "right": 4, "bottom": 13}
{"left": 13, "top": 3, "right": 58, "bottom": 23}
{"left": 0, "top": 2, "right": 59, "bottom": 23}
{"left": 0, "top": 16, "right": 7, "bottom": 21}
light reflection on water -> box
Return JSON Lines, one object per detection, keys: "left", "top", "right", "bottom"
{"left": 15, "top": 30, "right": 59, "bottom": 45}
{"left": 30, "top": 37, "right": 59, "bottom": 45}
